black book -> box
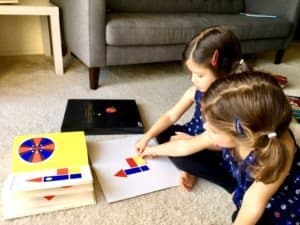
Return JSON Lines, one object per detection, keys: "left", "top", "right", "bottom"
{"left": 61, "top": 99, "right": 144, "bottom": 134}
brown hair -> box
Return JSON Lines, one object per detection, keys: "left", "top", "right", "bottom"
{"left": 183, "top": 26, "right": 249, "bottom": 78}
{"left": 202, "top": 71, "right": 293, "bottom": 183}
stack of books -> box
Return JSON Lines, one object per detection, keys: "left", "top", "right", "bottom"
{"left": 287, "top": 96, "right": 300, "bottom": 122}
{"left": 1, "top": 131, "right": 96, "bottom": 219}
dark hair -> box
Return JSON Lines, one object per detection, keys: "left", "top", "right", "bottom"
{"left": 183, "top": 26, "right": 249, "bottom": 78}
{"left": 202, "top": 71, "right": 293, "bottom": 183}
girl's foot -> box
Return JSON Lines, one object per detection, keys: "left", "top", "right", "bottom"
{"left": 179, "top": 171, "right": 197, "bottom": 191}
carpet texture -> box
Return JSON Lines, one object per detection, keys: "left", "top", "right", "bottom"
{"left": 0, "top": 42, "right": 299, "bottom": 225}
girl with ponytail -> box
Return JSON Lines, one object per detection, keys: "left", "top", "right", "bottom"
{"left": 201, "top": 71, "right": 299, "bottom": 225}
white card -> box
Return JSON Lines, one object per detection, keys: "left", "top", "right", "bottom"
{"left": 88, "top": 135, "right": 179, "bottom": 202}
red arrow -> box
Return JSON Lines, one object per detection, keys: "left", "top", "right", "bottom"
{"left": 27, "top": 177, "right": 43, "bottom": 182}
{"left": 44, "top": 195, "right": 55, "bottom": 201}
{"left": 114, "top": 169, "right": 127, "bottom": 177}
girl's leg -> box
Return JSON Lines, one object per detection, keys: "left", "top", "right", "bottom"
{"left": 232, "top": 209, "right": 273, "bottom": 225}
{"left": 169, "top": 150, "right": 236, "bottom": 193}
{"left": 157, "top": 125, "right": 237, "bottom": 193}
{"left": 178, "top": 171, "right": 197, "bottom": 191}
{"left": 156, "top": 125, "right": 183, "bottom": 144}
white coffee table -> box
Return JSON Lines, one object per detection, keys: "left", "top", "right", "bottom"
{"left": 0, "top": 0, "right": 63, "bottom": 75}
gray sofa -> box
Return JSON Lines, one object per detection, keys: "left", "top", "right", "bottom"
{"left": 51, "top": 0, "right": 300, "bottom": 89}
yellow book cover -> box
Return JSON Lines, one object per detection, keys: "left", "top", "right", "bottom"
{"left": 6, "top": 131, "right": 93, "bottom": 192}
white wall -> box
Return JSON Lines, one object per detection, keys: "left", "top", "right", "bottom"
{"left": 0, "top": 16, "right": 44, "bottom": 56}
{"left": 0, "top": 1, "right": 48, "bottom": 56}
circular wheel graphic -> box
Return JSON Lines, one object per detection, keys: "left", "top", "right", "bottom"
{"left": 18, "top": 137, "right": 55, "bottom": 163}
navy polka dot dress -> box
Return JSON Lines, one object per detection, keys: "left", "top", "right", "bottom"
{"left": 179, "top": 90, "right": 205, "bottom": 135}
{"left": 222, "top": 145, "right": 300, "bottom": 224}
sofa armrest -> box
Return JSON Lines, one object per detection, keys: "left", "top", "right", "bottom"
{"left": 50, "top": 0, "right": 106, "bottom": 67}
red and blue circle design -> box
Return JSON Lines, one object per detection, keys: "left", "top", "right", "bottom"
{"left": 18, "top": 137, "right": 55, "bottom": 163}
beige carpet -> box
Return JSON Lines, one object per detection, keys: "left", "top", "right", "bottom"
{"left": 0, "top": 42, "right": 300, "bottom": 225}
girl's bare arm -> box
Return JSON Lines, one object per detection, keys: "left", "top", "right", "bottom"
{"left": 136, "top": 86, "right": 196, "bottom": 152}
{"left": 140, "top": 131, "right": 219, "bottom": 157}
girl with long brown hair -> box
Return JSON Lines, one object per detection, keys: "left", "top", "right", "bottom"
{"left": 201, "top": 71, "right": 299, "bottom": 224}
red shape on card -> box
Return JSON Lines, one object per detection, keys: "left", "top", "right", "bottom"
{"left": 114, "top": 169, "right": 127, "bottom": 177}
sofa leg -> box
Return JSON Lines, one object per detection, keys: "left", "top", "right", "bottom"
{"left": 274, "top": 50, "right": 285, "bottom": 64}
{"left": 89, "top": 67, "right": 100, "bottom": 90}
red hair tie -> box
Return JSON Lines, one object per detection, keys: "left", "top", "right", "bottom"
{"left": 211, "top": 49, "right": 219, "bottom": 67}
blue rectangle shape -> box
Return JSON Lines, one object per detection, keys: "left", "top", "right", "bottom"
{"left": 125, "top": 167, "right": 141, "bottom": 175}
{"left": 70, "top": 173, "right": 82, "bottom": 179}
{"left": 140, "top": 165, "right": 149, "bottom": 171}
{"left": 44, "top": 175, "right": 69, "bottom": 182}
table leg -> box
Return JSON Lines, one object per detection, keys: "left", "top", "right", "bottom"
{"left": 49, "top": 9, "right": 63, "bottom": 75}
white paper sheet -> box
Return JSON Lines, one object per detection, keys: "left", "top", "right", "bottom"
{"left": 88, "top": 135, "right": 179, "bottom": 202}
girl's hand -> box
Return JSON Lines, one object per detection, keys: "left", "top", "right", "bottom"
{"left": 135, "top": 137, "right": 149, "bottom": 154}
{"left": 140, "top": 146, "right": 157, "bottom": 158}
{"left": 170, "top": 132, "right": 192, "bottom": 141}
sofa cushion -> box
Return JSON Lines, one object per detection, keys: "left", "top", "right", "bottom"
{"left": 107, "top": 0, "right": 244, "bottom": 13}
{"left": 106, "top": 13, "right": 292, "bottom": 46}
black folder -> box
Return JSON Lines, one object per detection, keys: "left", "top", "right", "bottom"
{"left": 61, "top": 99, "right": 144, "bottom": 135}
